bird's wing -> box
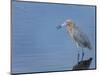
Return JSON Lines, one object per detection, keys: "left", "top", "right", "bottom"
{"left": 72, "top": 26, "right": 92, "bottom": 49}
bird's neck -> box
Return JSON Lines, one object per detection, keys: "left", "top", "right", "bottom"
{"left": 66, "top": 25, "right": 73, "bottom": 32}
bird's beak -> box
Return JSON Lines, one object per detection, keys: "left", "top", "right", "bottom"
{"left": 56, "top": 22, "right": 66, "bottom": 30}
{"left": 61, "top": 22, "right": 66, "bottom": 27}
{"left": 56, "top": 25, "right": 62, "bottom": 29}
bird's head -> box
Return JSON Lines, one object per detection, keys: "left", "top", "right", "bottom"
{"left": 56, "top": 19, "right": 75, "bottom": 30}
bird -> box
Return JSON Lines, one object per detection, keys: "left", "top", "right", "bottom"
{"left": 56, "top": 19, "right": 92, "bottom": 62}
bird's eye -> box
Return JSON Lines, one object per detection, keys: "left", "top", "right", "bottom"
{"left": 67, "top": 23, "right": 70, "bottom": 26}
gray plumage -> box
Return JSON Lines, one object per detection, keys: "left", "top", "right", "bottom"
{"left": 70, "top": 26, "right": 92, "bottom": 50}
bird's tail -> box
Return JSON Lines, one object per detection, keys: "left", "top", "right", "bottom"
{"left": 88, "top": 45, "right": 92, "bottom": 50}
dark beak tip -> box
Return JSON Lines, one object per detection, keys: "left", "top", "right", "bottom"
{"left": 56, "top": 25, "right": 61, "bottom": 30}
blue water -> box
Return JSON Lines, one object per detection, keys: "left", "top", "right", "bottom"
{"left": 12, "top": 1, "right": 96, "bottom": 73}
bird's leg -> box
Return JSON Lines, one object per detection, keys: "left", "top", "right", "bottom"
{"left": 81, "top": 48, "right": 84, "bottom": 61}
{"left": 77, "top": 51, "right": 80, "bottom": 64}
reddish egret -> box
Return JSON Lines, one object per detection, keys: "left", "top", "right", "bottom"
{"left": 57, "top": 19, "right": 92, "bottom": 62}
